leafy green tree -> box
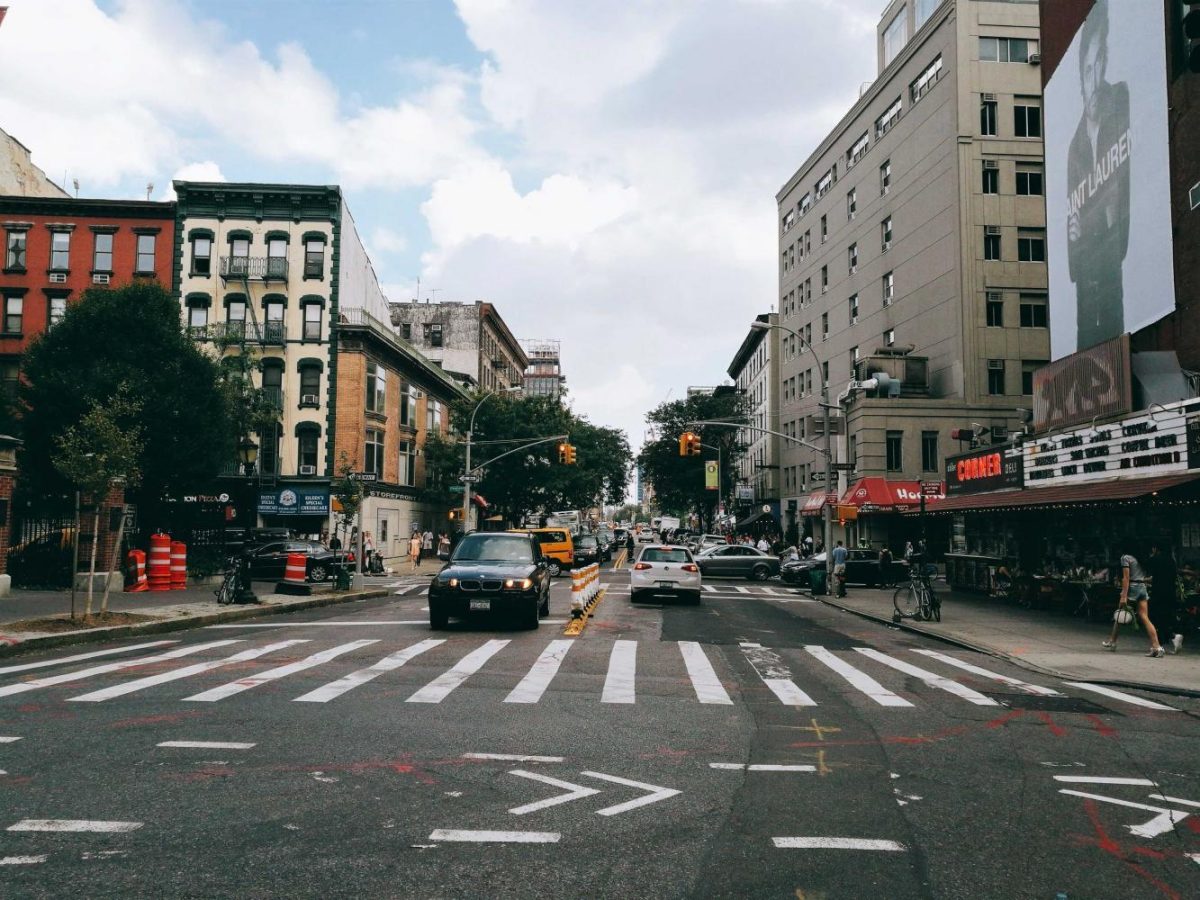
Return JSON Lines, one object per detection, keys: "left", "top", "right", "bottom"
{"left": 636, "top": 392, "right": 747, "bottom": 532}
{"left": 18, "top": 283, "right": 236, "bottom": 526}
{"left": 330, "top": 451, "right": 364, "bottom": 550}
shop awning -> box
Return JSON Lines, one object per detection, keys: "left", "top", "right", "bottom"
{"left": 734, "top": 509, "right": 777, "bottom": 530}
{"left": 841, "top": 478, "right": 944, "bottom": 513}
{"left": 800, "top": 490, "right": 833, "bottom": 516}
{"left": 922, "top": 473, "right": 1200, "bottom": 514}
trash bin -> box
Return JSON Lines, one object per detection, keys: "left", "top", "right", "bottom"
{"left": 809, "top": 568, "right": 827, "bottom": 596}
{"left": 334, "top": 563, "right": 351, "bottom": 592}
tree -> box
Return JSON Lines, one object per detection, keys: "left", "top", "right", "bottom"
{"left": 330, "top": 451, "right": 364, "bottom": 549}
{"left": 18, "top": 283, "right": 237, "bottom": 526}
{"left": 636, "top": 392, "right": 748, "bottom": 532}
{"left": 52, "top": 385, "right": 143, "bottom": 618}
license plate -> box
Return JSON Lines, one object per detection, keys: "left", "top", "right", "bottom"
{"left": 469, "top": 599, "right": 491, "bottom": 612}
{"left": 657, "top": 581, "right": 674, "bottom": 588}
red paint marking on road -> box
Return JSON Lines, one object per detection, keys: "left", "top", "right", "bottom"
{"left": 1034, "top": 711, "right": 1066, "bottom": 737}
{"left": 0, "top": 636, "right": 18, "bottom": 645}
{"left": 0, "top": 776, "right": 33, "bottom": 787}
{"left": 108, "top": 711, "right": 205, "bottom": 729}
{"left": 985, "top": 710, "right": 1024, "bottom": 729}
{"left": 17, "top": 705, "right": 41, "bottom": 714}
{"left": 273, "top": 758, "right": 439, "bottom": 784}
{"left": 163, "top": 765, "right": 237, "bottom": 783}
{"left": 636, "top": 747, "right": 692, "bottom": 761}
{"left": 1086, "top": 714, "right": 1117, "bottom": 738}
{"left": 1074, "top": 799, "right": 1183, "bottom": 900}
{"left": 1131, "top": 846, "right": 1169, "bottom": 860}
{"left": 1185, "top": 817, "right": 1200, "bottom": 835}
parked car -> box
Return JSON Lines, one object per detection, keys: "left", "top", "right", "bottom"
{"left": 514, "top": 528, "right": 574, "bottom": 576}
{"left": 573, "top": 533, "right": 603, "bottom": 567}
{"left": 781, "top": 549, "right": 905, "bottom": 588}
{"left": 688, "top": 534, "right": 728, "bottom": 554}
{"left": 695, "top": 545, "right": 781, "bottom": 581}
{"left": 427, "top": 531, "right": 551, "bottom": 629}
{"left": 247, "top": 540, "right": 350, "bottom": 583}
{"left": 630, "top": 544, "right": 701, "bottom": 605}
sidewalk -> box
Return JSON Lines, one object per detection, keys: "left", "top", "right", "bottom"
{"left": 818, "top": 585, "right": 1200, "bottom": 697}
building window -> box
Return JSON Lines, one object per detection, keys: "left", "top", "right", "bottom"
{"left": 298, "top": 430, "right": 319, "bottom": 475}
{"left": 3, "top": 295, "right": 22, "bottom": 334}
{"left": 849, "top": 294, "right": 859, "bottom": 325}
{"left": 986, "top": 298, "right": 1004, "bottom": 326}
{"left": 135, "top": 234, "right": 156, "bottom": 273}
{"left": 847, "top": 133, "right": 869, "bottom": 169}
{"left": 782, "top": 209, "right": 796, "bottom": 233}
{"left": 1019, "top": 295, "right": 1049, "bottom": 327}
{"left": 191, "top": 235, "right": 212, "bottom": 276}
{"left": 821, "top": 312, "right": 829, "bottom": 341}
{"left": 987, "top": 360, "right": 1006, "bottom": 395}
{"left": 365, "top": 360, "right": 386, "bottom": 413}
{"left": 815, "top": 167, "right": 836, "bottom": 200}
{"left": 847, "top": 188, "right": 857, "bottom": 220}
{"left": 1016, "top": 165, "right": 1044, "bottom": 196}
{"left": 915, "top": 0, "right": 940, "bottom": 28}
{"left": 1022, "top": 361, "right": 1045, "bottom": 395}
{"left": 847, "top": 243, "right": 857, "bottom": 274}
{"left": 886, "top": 431, "right": 903, "bottom": 472}
{"left": 1017, "top": 229, "right": 1046, "bottom": 262}
{"left": 850, "top": 345, "right": 860, "bottom": 365}
{"left": 303, "top": 303, "right": 322, "bottom": 341}
{"left": 875, "top": 98, "right": 902, "bottom": 138}
{"left": 984, "top": 228, "right": 1001, "bottom": 260}
{"left": 821, "top": 265, "right": 829, "bottom": 292}
{"left": 261, "top": 362, "right": 283, "bottom": 412}
{"left": 910, "top": 55, "right": 943, "bottom": 104}
{"left": 982, "top": 166, "right": 999, "bottom": 194}
{"left": 266, "top": 238, "right": 287, "bottom": 278}
{"left": 230, "top": 237, "right": 250, "bottom": 268}
{"left": 882, "top": 270, "right": 894, "bottom": 306}
{"left": 921, "top": 431, "right": 939, "bottom": 472}
{"left": 880, "top": 159, "right": 891, "bottom": 195}
{"left": 226, "top": 299, "right": 246, "bottom": 338}
{"left": 257, "top": 422, "right": 281, "bottom": 476}
{"left": 980, "top": 99, "right": 997, "bottom": 136}
{"left": 399, "top": 383, "right": 417, "bottom": 427}
{"left": 93, "top": 233, "right": 114, "bottom": 272}
{"left": 398, "top": 440, "right": 416, "bottom": 487}
{"left": 304, "top": 239, "right": 325, "bottom": 278}
{"left": 820, "top": 214, "right": 828, "bottom": 242}
{"left": 427, "top": 399, "right": 443, "bottom": 433}
{"left": 50, "top": 231, "right": 70, "bottom": 270}
{"left": 1014, "top": 99, "right": 1042, "bottom": 138}
{"left": 799, "top": 192, "right": 812, "bottom": 217}
{"left": 364, "top": 428, "right": 385, "bottom": 476}
{"left": 881, "top": 216, "right": 892, "bottom": 252}
{"left": 187, "top": 303, "right": 208, "bottom": 335}
{"left": 882, "top": 13, "right": 907, "bottom": 68}
{"left": 299, "top": 366, "right": 321, "bottom": 407}
{"left": 5, "top": 230, "right": 26, "bottom": 270}
{"left": 979, "top": 36, "right": 1036, "bottom": 64}
{"left": 263, "top": 300, "right": 284, "bottom": 343}
{"left": 1, "top": 360, "right": 18, "bottom": 398}
{"left": 885, "top": 327, "right": 896, "bottom": 346}
{"left": 48, "top": 295, "right": 67, "bottom": 328}
{"left": 424, "top": 323, "right": 444, "bottom": 347}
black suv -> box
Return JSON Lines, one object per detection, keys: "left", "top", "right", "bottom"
{"left": 428, "top": 531, "right": 552, "bottom": 630}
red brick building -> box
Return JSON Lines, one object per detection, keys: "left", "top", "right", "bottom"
{"left": 0, "top": 196, "right": 175, "bottom": 394}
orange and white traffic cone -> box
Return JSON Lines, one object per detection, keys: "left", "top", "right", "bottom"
{"left": 124, "top": 549, "right": 148, "bottom": 592}
{"left": 275, "top": 552, "right": 312, "bottom": 596}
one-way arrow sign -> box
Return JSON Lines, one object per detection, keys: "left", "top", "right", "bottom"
{"left": 582, "top": 771, "right": 682, "bottom": 816}
{"left": 506, "top": 769, "right": 679, "bottom": 817}
{"left": 508, "top": 770, "right": 600, "bottom": 815}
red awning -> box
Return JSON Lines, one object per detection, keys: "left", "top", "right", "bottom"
{"left": 800, "top": 490, "right": 832, "bottom": 516}
{"left": 923, "top": 473, "right": 1200, "bottom": 514}
{"left": 841, "top": 478, "right": 945, "bottom": 513}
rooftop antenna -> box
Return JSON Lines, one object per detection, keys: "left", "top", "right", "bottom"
{"left": 145, "top": 181, "right": 154, "bottom": 201}
{"left": 429, "top": 288, "right": 441, "bottom": 303}
{"left": 72, "top": 178, "right": 79, "bottom": 198}
{"left": 414, "top": 276, "right": 421, "bottom": 303}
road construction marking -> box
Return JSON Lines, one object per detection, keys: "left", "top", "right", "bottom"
{"left": 429, "top": 829, "right": 559, "bottom": 843}
{"left": 772, "top": 837, "right": 906, "bottom": 851}
{"left": 1063, "top": 682, "right": 1178, "bottom": 711}
{"left": 294, "top": 639, "right": 444, "bottom": 703}
{"left": 602, "top": 640, "right": 637, "bottom": 704}
{"left": 798, "top": 720, "right": 841, "bottom": 741}
{"left": 0, "top": 641, "right": 178, "bottom": 675}
{"left": 1053, "top": 776, "right": 1156, "bottom": 786}
{"left": 505, "top": 641, "right": 574, "bottom": 704}
{"left": 709, "top": 763, "right": 816, "bottom": 772}
{"left": 0, "top": 855, "right": 47, "bottom": 865}
{"left": 678, "top": 641, "right": 733, "bottom": 704}
{"left": 740, "top": 644, "right": 816, "bottom": 707}
{"left": 911, "top": 649, "right": 1061, "bottom": 696}
{"left": 157, "top": 740, "right": 256, "bottom": 750}
{"left": 853, "top": 648, "right": 998, "bottom": 706}
{"left": 805, "top": 646, "right": 912, "bottom": 707}
{"left": 1057, "top": 790, "right": 1189, "bottom": 838}
{"left": 183, "top": 640, "right": 378, "bottom": 702}
{"left": 508, "top": 770, "right": 601, "bottom": 815}
{"left": 0, "top": 641, "right": 243, "bottom": 699}
{"left": 462, "top": 753, "right": 565, "bottom": 763}
{"left": 406, "top": 640, "right": 509, "bottom": 703}
{"left": 70, "top": 640, "right": 310, "bottom": 702}
{"left": 8, "top": 820, "right": 143, "bottom": 833}
{"left": 583, "top": 771, "right": 681, "bottom": 816}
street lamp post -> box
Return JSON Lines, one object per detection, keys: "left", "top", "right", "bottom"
{"left": 750, "top": 320, "right": 834, "bottom": 590}
{"left": 462, "top": 387, "right": 521, "bottom": 533}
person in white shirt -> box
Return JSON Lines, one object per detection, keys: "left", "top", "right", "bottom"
{"left": 756, "top": 537, "right": 770, "bottom": 553}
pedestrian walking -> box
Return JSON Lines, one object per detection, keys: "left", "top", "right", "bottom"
{"left": 756, "top": 536, "right": 769, "bottom": 553}
{"left": 832, "top": 540, "right": 849, "bottom": 597}
{"left": 437, "top": 531, "right": 451, "bottom": 557}
{"left": 422, "top": 528, "right": 434, "bottom": 560}
{"left": 409, "top": 532, "right": 422, "bottom": 573}
{"left": 1147, "top": 542, "right": 1183, "bottom": 654}
{"left": 1104, "top": 544, "right": 1165, "bottom": 657}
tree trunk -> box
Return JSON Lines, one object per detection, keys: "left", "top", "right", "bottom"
{"left": 84, "top": 508, "right": 100, "bottom": 619}
{"left": 99, "top": 505, "right": 126, "bottom": 615}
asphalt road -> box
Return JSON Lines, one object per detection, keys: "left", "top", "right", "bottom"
{"left": 1, "top": 563, "right": 1198, "bottom": 899}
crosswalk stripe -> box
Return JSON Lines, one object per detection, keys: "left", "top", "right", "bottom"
{"left": 183, "top": 640, "right": 379, "bottom": 702}
{"left": 293, "top": 639, "right": 445, "bottom": 703}
{"left": 740, "top": 644, "right": 817, "bottom": 707}
{"left": 0, "top": 641, "right": 179, "bottom": 676}
{"left": 0, "top": 641, "right": 243, "bottom": 699}
{"left": 68, "top": 640, "right": 310, "bottom": 702}
{"left": 734, "top": 587, "right": 751, "bottom": 594}
{"left": 406, "top": 640, "right": 510, "bottom": 703}
{"left": 678, "top": 642, "right": 733, "bottom": 704}
{"left": 910, "top": 649, "right": 1062, "bottom": 696}
{"left": 853, "top": 648, "right": 999, "bottom": 706}
{"left": 702, "top": 585, "right": 718, "bottom": 593}
{"left": 1063, "top": 682, "right": 1178, "bottom": 711}
{"left": 805, "top": 646, "right": 912, "bottom": 707}
{"left": 760, "top": 587, "right": 782, "bottom": 596}
{"left": 602, "top": 640, "right": 637, "bottom": 704}
{"left": 505, "top": 640, "right": 574, "bottom": 704}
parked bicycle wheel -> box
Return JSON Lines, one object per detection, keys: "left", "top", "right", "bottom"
{"left": 930, "top": 593, "right": 941, "bottom": 622}
{"left": 894, "top": 583, "right": 920, "bottom": 618}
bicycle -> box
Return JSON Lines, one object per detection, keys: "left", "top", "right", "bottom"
{"left": 214, "top": 555, "right": 241, "bottom": 605}
{"left": 893, "top": 558, "right": 941, "bottom": 622}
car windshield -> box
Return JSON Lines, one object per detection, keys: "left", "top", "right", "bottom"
{"left": 578, "top": 536, "right": 598, "bottom": 548}
{"left": 641, "top": 548, "right": 691, "bottom": 563}
{"left": 451, "top": 535, "right": 533, "bottom": 563}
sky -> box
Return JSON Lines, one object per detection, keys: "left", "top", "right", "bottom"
{"left": 0, "top": 0, "right": 880, "bottom": 452}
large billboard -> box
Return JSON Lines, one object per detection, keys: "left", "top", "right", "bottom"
{"left": 1045, "top": 0, "right": 1175, "bottom": 360}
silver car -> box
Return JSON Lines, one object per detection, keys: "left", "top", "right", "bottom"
{"left": 630, "top": 544, "right": 701, "bottom": 605}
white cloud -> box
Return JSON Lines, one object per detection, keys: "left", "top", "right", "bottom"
{"left": 160, "top": 161, "right": 226, "bottom": 200}
{"left": 370, "top": 227, "right": 410, "bottom": 256}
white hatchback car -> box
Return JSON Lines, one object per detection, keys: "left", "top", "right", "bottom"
{"left": 630, "top": 544, "right": 702, "bottom": 605}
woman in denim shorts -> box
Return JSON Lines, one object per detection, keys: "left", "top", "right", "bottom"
{"left": 1104, "top": 549, "right": 1164, "bottom": 657}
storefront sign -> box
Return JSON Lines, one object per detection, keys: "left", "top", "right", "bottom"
{"left": 945, "top": 443, "right": 1023, "bottom": 495}
{"left": 1023, "top": 399, "right": 1198, "bottom": 488}
{"left": 365, "top": 483, "right": 421, "bottom": 501}
{"left": 258, "top": 486, "right": 331, "bottom": 516}
{"left": 1032, "top": 335, "right": 1132, "bottom": 432}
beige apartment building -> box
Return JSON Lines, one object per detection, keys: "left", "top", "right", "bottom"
{"left": 727, "top": 313, "right": 782, "bottom": 530}
{"left": 775, "top": 0, "right": 1049, "bottom": 544}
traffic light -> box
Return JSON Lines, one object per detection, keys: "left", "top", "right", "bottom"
{"left": 448, "top": 509, "right": 460, "bottom": 521}
{"left": 558, "top": 442, "right": 568, "bottom": 464}
{"left": 679, "top": 431, "right": 701, "bottom": 456}
{"left": 565, "top": 444, "right": 577, "bottom": 465}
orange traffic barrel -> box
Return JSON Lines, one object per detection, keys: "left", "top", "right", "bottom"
{"left": 170, "top": 541, "right": 187, "bottom": 590}
{"left": 148, "top": 533, "right": 172, "bottom": 592}
{"left": 276, "top": 552, "right": 312, "bottom": 596}
{"left": 125, "top": 549, "right": 148, "bottom": 592}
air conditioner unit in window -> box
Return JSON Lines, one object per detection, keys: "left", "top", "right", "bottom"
{"left": 301, "top": 393, "right": 319, "bottom": 406}
{"left": 1028, "top": 53, "right": 1041, "bottom": 65}
{"left": 986, "top": 291, "right": 1002, "bottom": 303}
{"left": 92, "top": 273, "right": 110, "bottom": 285}
{"left": 49, "top": 272, "right": 67, "bottom": 284}
{"left": 983, "top": 160, "right": 999, "bottom": 170}
{"left": 985, "top": 225, "right": 1002, "bottom": 236}
{"left": 982, "top": 92, "right": 997, "bottom": 103}
{"left": 299, "top": 465, "right": 317, "bottom": 476}
{"left": 987, "top": 359, "right": 1005, "bottom": 370}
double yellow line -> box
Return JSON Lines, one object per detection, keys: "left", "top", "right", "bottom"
{"left": 612, "top": 548, "right": 628, "bottom": 570}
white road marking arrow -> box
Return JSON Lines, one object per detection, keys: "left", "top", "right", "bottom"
{"left": 581, "top": 771, "right": 681, "bottom": 816}
{"left": 508, "top": 770, "right": 600, "bottom": 815}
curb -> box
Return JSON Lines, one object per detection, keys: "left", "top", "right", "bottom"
{"left": 814, "top": 593, "right": 1200, "bottom": 700}
{"left": 0, "top": 588, "right": 391, "bottom": 659}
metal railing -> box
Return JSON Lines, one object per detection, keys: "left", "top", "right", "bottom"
{"left": 220, "top": 256, "right": 288, "bottom": 280}
{"left": 189, "top": 320, "right": 287, "bottom": 345}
